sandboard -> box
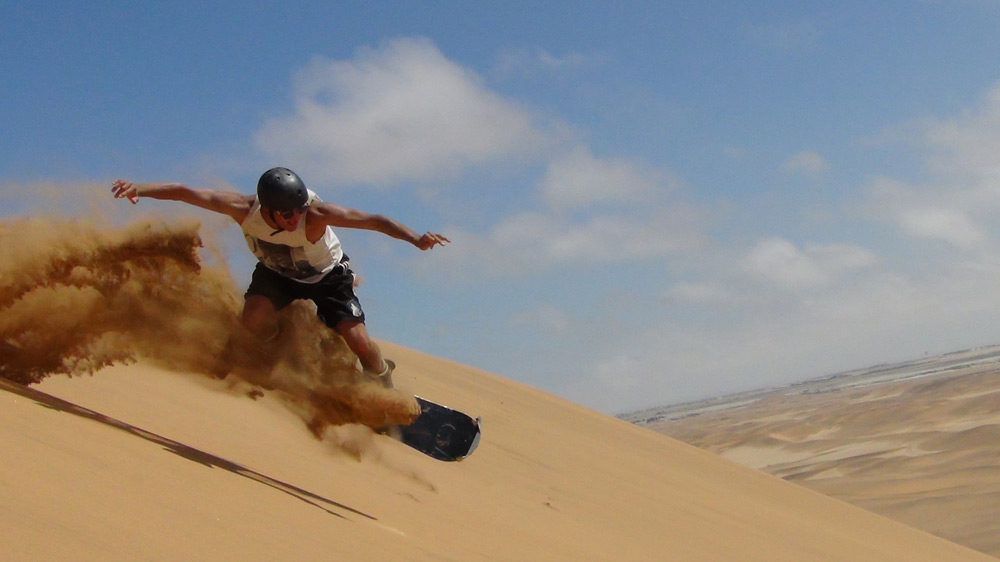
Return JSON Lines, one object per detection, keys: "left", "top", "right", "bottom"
{"left": 393, "top": 396, "right": 481, "bottom": 462}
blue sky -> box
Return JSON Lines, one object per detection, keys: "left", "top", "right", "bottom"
{"left": 7, "top": 2, "right": 1000, "bottom": 413}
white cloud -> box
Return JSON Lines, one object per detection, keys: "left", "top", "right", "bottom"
{"left": 865, "top": 82, "right": 1000, "bottom": 251}
{"left": 508, "top": 303, "right": 571, "bottom": 334}
{"left": 868, "top": 174, "right": 990, "bottom": 251}
{"left": 781, "top": 150, "right": 830, "bottom": 175}
{"left": 422, "top": 200, "right": 709, "bottom": 281}
{"left": 666, "top": 282, "right": 739, "bottom": 304}
{"left": 494, "top": 47, "right": 600, "bottom": 77}
{"left": 253, "top": 37, "right": 557, "bottom": 186}
{"left": 865, "top": 176, "right": 958, "bottom": 246}
{"left": 489, "top": 206, "right": 706, "bottom": 265}
{"left": 410, "top": 142, "right": 707, "bottom": 279}
{"left": 538, "top": 146, "right": 678, "bottom": 209}
{"left": 897, "top": 207, "right": 987, "bottom": 249}
{"left": 591, "top": 354, "right": 644, "bottom": 393}
{"left": 742, "top": 238, "right": 825, "bottom": 287}
{"left": 562, "top": 250, "right": 1000, "bottom": 412}
{"left": 922, "top": 81, "right": 1000, "bottom": 184}
{"left": 741, "top": 237, "right": 878, "bottom": 288}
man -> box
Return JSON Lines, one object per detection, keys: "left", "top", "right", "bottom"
{"left": 112, "top": 167, "right": 449, "bottom": 387}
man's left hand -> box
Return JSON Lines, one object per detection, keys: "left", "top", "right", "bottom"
{"left": 416, "top": 232, "right": 450, "bottom": 250}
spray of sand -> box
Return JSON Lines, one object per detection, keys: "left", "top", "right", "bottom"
{"left": 0, "top": 216, "right": 418, "bottom": 438}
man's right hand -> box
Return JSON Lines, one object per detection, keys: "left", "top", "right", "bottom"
{"left": 111, "top": 179, "right": 140, "bottom": 204}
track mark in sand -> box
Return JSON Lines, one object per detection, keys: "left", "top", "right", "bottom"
{"left": 0, "top": 378, "right": 380, "bottom": 523}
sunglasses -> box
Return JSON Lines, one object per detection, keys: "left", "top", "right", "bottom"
{"left": 277, "top": 205, "right": 308, "bottom": 220}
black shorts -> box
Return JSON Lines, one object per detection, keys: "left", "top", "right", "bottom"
{"left": 244, "top": 260, "right": 366, "bottom": 329}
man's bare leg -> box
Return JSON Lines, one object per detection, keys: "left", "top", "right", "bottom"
{"left": 241, "top": 295, "right": 282, "bottom": 341}
{"left": 337, "top": 319, "right": 393, "bottom": 388}
{"left": 211, "top": 295, "right": 281, "bottom": 379}
{"left": 335, "top": 320, "right": 420, "bottom": 430}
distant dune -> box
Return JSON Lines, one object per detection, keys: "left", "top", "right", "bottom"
{"left": 640, "top": 349, "right": 1000, "bottom": 557}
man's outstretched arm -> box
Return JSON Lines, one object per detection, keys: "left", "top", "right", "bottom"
{"left": 112, "top": 179, "right": 253, "bottom": 223}
{"left": 310, "top": 201, "right": 450, "bottom": 250}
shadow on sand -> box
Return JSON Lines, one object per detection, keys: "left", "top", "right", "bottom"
{"left": 0, "top": 378, "right": 376, "bottom": 522}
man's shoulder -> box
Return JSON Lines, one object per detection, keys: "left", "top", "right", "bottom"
{"left": 218, "top": 192, "right": 257, "bottom": 223}
{"left": 308, "top": 200, "right": 351, "bottom": 220}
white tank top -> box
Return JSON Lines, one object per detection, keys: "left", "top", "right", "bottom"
{"left": 240, "top": 189, "right": 344, "bottom": 283}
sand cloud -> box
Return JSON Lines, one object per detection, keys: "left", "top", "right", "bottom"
{"left": 0, "top": 216, "right": 417, "bottom": 432}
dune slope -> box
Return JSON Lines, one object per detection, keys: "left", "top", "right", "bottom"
{"left": 1, "top": 342, "right": 994, "bottom": 562}
{"left": 642, "top": 356, "right": 1000, "bottom": 557}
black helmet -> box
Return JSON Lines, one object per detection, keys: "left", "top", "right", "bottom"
{"left": 257, "top": 167, "right": 308, "bottom": 212}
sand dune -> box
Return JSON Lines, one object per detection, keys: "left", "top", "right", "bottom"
{"left": 645, "top": 359, "right": 1000, "bottom": 558}
{"left": 2, "top": 217, "right": 995, "bottom": 560}
{"left": 2, "top": 344, "right": 995, "bottom": 561}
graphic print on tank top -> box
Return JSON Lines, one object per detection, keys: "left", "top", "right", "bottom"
{"left": 245, "top": 236, "right": 325, "bottom": 280}
{"left": 240, "top": 190, "right": 343, "bottom": 283}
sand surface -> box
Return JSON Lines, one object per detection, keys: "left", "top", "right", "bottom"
{"left": 645, "top": 358, "right": 1000, "bottom": 558}
{"left": 1, "top": 341, "right": 995, "bottom": 561}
